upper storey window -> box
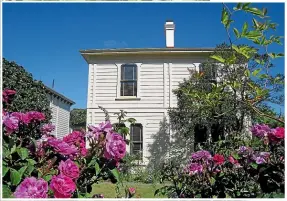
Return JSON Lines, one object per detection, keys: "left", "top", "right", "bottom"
{"left": 120, "top": 64, "right": 137, "bottom": 97}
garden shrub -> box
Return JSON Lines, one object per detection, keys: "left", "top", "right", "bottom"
{"left": 2, "top": 58, "right": 52, "bottom": 121}
{"left": 155, "top": 124, "right": 285, "bottom": 198}
{"left": 2, "top": 89, "right": 136, "bottom": 198}
{"left": 70, "top": 108, "right": 87, "bottom": 131}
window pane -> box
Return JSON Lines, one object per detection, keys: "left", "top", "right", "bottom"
{"left": 122, "top": 81, "right": 135, "bottom": 96}
{"left": 131, "top": 125, "right": 142, "bottom": 141}
{"left": 121, "top": 64, "right": 137, "bottom": 80}
{"left": 132, "top": 143, "right": 142, "bottom": 158}
{"left": 124, "top": 66, "right": 134, "bottom": 80}
{"left": 132, "top": 143, "right": 142, "bottom": 152}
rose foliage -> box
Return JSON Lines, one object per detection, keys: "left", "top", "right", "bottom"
{"left": 2, "top": 89, "right": 133, "bottom": 198}
{"left": 155, "top": 124, "right": 284, "bottom": 198}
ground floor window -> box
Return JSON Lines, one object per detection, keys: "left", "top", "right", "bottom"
{"left": 130, "top": 124, "right": 143, "bottom": 160}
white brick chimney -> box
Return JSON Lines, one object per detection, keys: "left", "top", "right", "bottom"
{"left": 165, "top": 20, "right": 175, "bottom": 48}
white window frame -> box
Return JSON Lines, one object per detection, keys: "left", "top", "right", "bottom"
{"left": 130, "top": 123, "right": 143, "bottom": 161}
{"left": 115, "top": 63, "right": 142, "bottom": 100}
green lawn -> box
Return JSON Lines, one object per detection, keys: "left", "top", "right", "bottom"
{"left": 92, "top": 182, "right": 167, "bottom": 198}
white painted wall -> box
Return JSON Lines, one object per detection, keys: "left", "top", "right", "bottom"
{"left": 48, "top": 94, "right": 72, "bottom": 139}
{"left": 86, "top": 56, "right": 206, "bottom": 164}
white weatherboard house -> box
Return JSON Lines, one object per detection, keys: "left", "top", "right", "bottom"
{"left": 45, "top": 86, "right": 75, "bottom": 139}
{"left": 81, "top": 21, "right": 215, "bottom": 164}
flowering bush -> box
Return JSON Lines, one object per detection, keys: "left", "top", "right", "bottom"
{"left": 2, "top": 89, "right": 131, "bottom": 198}
{"left": 155, "top": 124, "right": 284, "bottom": 198}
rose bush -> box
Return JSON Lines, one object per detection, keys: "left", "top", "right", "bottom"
{"left": 2, "top": 89, "right": 134, "bottom": 198}
{"left": 155, "top": 124, "right": 285, "bottom": 198}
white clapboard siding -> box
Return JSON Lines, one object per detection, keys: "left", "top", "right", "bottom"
{"left": 48, "top": 94, "right": 72, "bottom": 139}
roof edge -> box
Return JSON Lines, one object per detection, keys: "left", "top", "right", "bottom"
{"left": 44, "top": 85, "right": 75, "bottom": 105}
{"left": 80, "top": 47, "right": 215, "bottom": 54}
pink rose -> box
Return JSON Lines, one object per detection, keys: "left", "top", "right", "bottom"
{"left": 58, "top": 159, "right": 80, "bottom": 180}
{"left": 40, "top": 123, "right": 55, "bottom": 135}
{"left": 3, "top": 89, "right": 16, "bottom": 103}
{"left": 63, "top": 131, "right": 83, "bottom": 145}
{"left": 228, "top": 156, "right": 238, "bottom": 164}
{"left": 48, "top": 138, "right": 78, "bottom": 156}
{"left": 50, "top": 175, "right": 76, "bottom": 198}
{"left": 3, "top": 114, "right": 19, "bottom": 134}
{"left": 104, "top": 132, "right": 126, "bottom": 161}
{"left": 80, "top": 147, "right": 88, "bottom": 157}
{"left": 14, "top": 177, "right": 48, "bottom": 198}
{"left": 274, "top": 127, "right": 284, "bottom": 139}
{"left": 268, "top": 127, "right": 285, "bottom": 143}
{"left": 128, "top": 187, "right": 136, "bottom": 195}
{"left": 26, "top": 111, "right": 45, "bottom": 121}
{"left": 11, "top": 112, "right": 31, "bottom": 125}
{"left": 213, "top": 154, "right": 225, "bottom": 165}
{"left": 88, "top": 121, "right": 112, "bottom": 139}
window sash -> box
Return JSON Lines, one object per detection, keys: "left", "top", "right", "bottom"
{"left": 120, "top": 64, "right": 137, "bottom": 97}
{"left": 130, "top": 124, "right": 143, "bottom": 157}
{"left": 120, "top": 81, "right": 137, "bottom": 96}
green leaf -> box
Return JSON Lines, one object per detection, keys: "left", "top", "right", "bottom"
{"left": 127, "top": 118, "right": 136, "bottom": 124}
{"left": 233, "top": 28, "right": 240, "bottom": 38}
{"left": 210, "top": 55, "right": 226, "bottom": 63}
{"left": 17, "top": 147, "right": 29, "bottom": 160}
{"left": 2, "top": 185, "right": 13, "bottom": 198}
{"left": 252, "top": 18, "right": 260, "bottom": 28}
{"left": 245, "top": 31, "right": 262, "bottom": 40}
{"left": 244, "top": 69, "right": 251, "bottom": 77}
{"left": 244, "top": 7, "right": 264, "bottom": 17}
{"left": 259, "top": 74, "right": 269, "bottom": 79}
{"left": 242, "top": 3, "right": 251, "bottom": 10}
{"left": 3, "top": 165, "right": 9, "bottom": 177}
{"left": 95, "top": 162, "right": 101, "bottom": 175}
{"left": 118, "top": 127, "right": 129, "bottom": 135}
{"left": 250, "top": 162, "right": 258, "bottom": 169}
{"left": 27, "top": 159, "right": 37, "bottom": 165}
{"left": 10, "top": 169, "right": 21, "bottom": 186}
{"left": 210, "top": 177, "right": 216, "bottom": 185}
{"left": 3, "top": 146, "right": 9, "bottom": 158}
{"left": 88, "top": 158, "right": 97, "bottom": 167}
{"left": 233, "top": 3, "right": 242, "bottom": 10}
{"left": 154, "top": 189, "right": 160, "bottom": 196}
{"left": 232, "top": 152, "right": 240, "bottom": 160}
{"left": 270, "top": 53, "right": 284, "bottom": 59}
{"left": 25, "top": 165, "right": 35, "bottom": 176}
{"left": 252, "top": 69, "right": 261, "bottom": 76}
{"left": 43, "top": 175, "right": 52, "bottom": 182}
{"left": 221, "top": 8, "right": 229, "bottom": 28}
{"left": 10, "top": 144, "right": 17, "bottom": 154}
{"left": 242, "top": 22, "right": 248, "bottom": 34}
{"left": 18, "top": 166, "right": 28, "bottom": 177}
{"left": 110, "top": 168, "right": 120, "bottom": 182}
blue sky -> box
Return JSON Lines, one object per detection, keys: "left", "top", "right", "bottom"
{"left": 3, "top": 3, "right": 284, "bottom": 113}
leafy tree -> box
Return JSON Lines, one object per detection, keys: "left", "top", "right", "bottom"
{"left": 168, "top": 3, "right": 284, "bottom": 156}
{"left": 70, "top": 108, "right": 87, "bottom": 130}
{"left": 2, "top": 58, "right": 52, "bottom": 121}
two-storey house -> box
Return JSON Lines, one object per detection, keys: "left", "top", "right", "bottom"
{"left": 80, "top": 21, "right": 215, "bottom": 164}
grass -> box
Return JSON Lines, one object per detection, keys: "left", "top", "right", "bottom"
{"left": 92, "top": 182, "right": 167, "bottom": 198}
